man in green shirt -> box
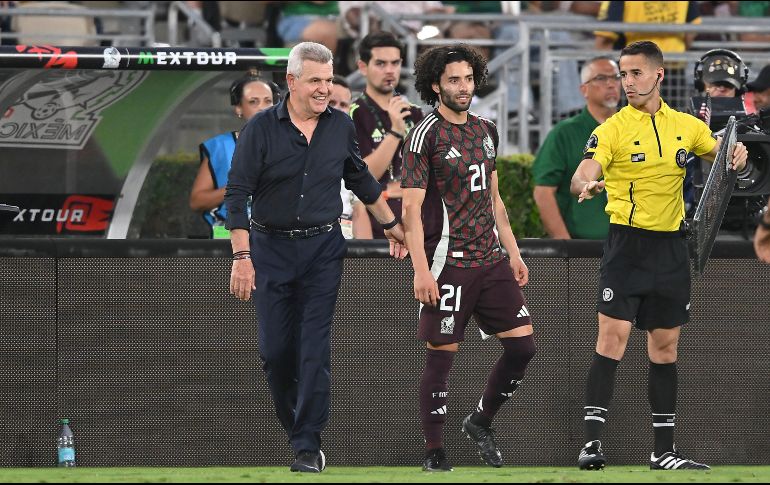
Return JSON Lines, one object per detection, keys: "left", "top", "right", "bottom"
{"left": 532, "top": 56, "right": 621, "bottom": 239}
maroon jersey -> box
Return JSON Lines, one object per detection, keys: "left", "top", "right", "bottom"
{"left": 401, "top": 110, "right": 504, "bottom": 268}
{"left": 349, "top": 92, "right": 424, "bottom": 187}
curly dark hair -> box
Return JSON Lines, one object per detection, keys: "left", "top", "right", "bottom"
{"left": 413, "top": 44, "right": 488, "bottom": 106}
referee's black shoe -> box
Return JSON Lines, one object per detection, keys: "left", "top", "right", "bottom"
{"left": 650, "top": 448, "right": 710, "bottom": 470}
{"left": 423, "top": 447, "right": 453, "bottom": 472}
{"left": 461, "top": 414, "right": 503, "bottom": 467}
{"left": 290, "top": 451, "right": 321, "bottom": 473}
{"left": 578, "top": 440, "right": 606, "bottom": 470}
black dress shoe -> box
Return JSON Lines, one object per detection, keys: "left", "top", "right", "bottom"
{"left": 290, "top": 451, "right": 321, "bottom": 473}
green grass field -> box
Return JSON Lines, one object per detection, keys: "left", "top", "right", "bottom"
{"left": 0, "top": 466, "right": 768, "bottom": 483}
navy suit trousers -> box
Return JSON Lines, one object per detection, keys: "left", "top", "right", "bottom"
{"left": 250, "top": 225, "right": 346, "bottom": 454}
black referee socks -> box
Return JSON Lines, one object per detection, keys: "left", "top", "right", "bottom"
{"left": 584, "top": 352, "right": 620, "bottom": 442}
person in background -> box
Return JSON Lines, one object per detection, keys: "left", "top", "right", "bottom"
{"left": 276, "top": 1, "right": 340, "bottom": 54}
{"left": 594, "top": 1, "right": 702, "bottom": 103}
{"left": 330, "top": 74, "right": 372, "bottom": 239}
{"left": 746, "top": 64, "right": 770, "bottom": 113}
{"left": 189, "top": 73, "right": 279, "bottom": 238}
{"left": 349, "top": 32, "right": 424, "bottom": 238}
{"left": 532, "top": 56, "right": 620, "bottom": 239}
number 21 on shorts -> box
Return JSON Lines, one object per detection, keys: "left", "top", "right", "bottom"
{"left": 440, "top": 284, "right": 462, "bottom": 312}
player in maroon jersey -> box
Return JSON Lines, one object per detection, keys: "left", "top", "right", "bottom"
{"left": 401, "top": 45, "right": 537, "bottom": 472}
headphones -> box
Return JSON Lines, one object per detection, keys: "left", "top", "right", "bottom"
{"left": 229, "top": 74, "right": 282, "bottom": 106}
{"left": 693, "top": 49, "right": 749, "bottom": 93}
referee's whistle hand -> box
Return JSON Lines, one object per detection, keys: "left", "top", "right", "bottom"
{"left": 578, "top": 180, "right": 605, "bottom": 203}
{"left": 731, "top": 141, "right": 748, "bottom": 171}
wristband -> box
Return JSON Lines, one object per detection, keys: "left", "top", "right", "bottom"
{"left": 381, "top": 218, "right": 399, "bottom": 230}
{"left": 387, "top": 129, "right": 404, "bottom": 140}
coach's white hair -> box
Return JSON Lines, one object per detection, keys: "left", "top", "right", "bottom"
{"left": 287, "top": 42, "right": 333, "bottom": 77}
{"left": 580, "top": 56, "right": 618, "bottom": 84}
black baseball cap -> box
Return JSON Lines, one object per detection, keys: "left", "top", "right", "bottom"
{"left": 747, "top": 64, "right": 770, "bottom": 93}
{"left": 701, "top": 54, "right": 742, "bottom": 90}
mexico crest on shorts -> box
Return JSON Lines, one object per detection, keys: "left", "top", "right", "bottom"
{"left": 484, "top": 134, "right": 496, "bottom": 158}
{"left": 675, "top": 148, "right": 688, "bottom": 168}
{"left": 440, "top": 315, "right": 455, "bottom": 335}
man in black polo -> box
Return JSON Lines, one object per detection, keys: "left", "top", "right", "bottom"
{"left": 350, "top": 31, "right": 424, "bottom": 238}
{"left": 225, "top": 42, "right": 407, "bottom": 473}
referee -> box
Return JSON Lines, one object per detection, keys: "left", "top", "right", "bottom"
{"left": 570, "top": 41, "right": 747, "bottom": 471}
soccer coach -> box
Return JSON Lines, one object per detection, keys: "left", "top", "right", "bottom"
{"left": 225, "top": 42, "right": 407, "bottom": 473}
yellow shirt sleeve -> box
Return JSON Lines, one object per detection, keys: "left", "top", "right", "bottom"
{"left": 584, "top": 123, "right": 614, "bottom": 172}
{"left": 690, "top": 116, "right": 717, "bottom": 157}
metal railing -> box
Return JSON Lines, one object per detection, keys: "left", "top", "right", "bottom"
{"left": 167, "top": 0, "right": 222, "bottom": 48}
{"left": 362, "top": 6, "right": 770, "bottom": 154}
{"left": 0, "top": 5, "right": 155, "bottom": 46}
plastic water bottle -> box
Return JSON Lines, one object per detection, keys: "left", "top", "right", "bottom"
{"left": 57, "top": 419, "right": 76, "bottom": 467}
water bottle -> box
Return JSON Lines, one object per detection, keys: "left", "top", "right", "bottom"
{"left": 57, "top": 419, "right": 76, "bottom": 467}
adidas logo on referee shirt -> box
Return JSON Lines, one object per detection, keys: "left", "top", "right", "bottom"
{"left": 445, "top": 147, "right": 462, "bottom": 159}
{"left": 517, "top": 306, "right": 530, "bottom": 318}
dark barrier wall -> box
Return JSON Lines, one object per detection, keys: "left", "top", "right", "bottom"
{"left": 0, "top": 239, "right": 768, "bottom": 467}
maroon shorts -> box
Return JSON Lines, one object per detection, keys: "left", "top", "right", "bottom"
{"left": 417, "top": 258, "right": 532, "bottom": 344}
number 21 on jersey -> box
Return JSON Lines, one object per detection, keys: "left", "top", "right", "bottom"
{"left": 469, "top": 163, "right": 487, "bottom": 192}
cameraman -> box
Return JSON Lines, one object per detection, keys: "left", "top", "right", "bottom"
{"left": 686, "top": 50, "right": 748, "bottom": 214}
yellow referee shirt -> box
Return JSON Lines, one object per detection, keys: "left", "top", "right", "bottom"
{"left": 583, "top": 100, "right": 716, "bottom": 232}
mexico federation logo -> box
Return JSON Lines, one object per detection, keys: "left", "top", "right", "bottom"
{"left": 440, "top": 315, "right": 455, "bottom": 335}
{"left": 102, "top": 47, "right": 121, "bottom": 69}
{"left": 584, "top": 134, "right": 598, "bottom": 153}
{"left": 483, "top": 134, "right": 496, "bottom": 158}
{"left": 602, "top": 288, "right": 614, "bottom": 302}
{"left": 675, "top": 148, "right": 688, "bottom": 168}
{"left": 0, "top": 70, "right": 148, "bottom": 150}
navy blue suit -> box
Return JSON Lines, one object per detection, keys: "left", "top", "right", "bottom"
{"left": 225, "top": 95, "right": 381, "bottom": 454}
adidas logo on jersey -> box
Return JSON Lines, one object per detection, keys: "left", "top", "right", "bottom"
{"left": 445, "top": 147, "right": 462, "bottom": 159}
{"left": 431, "top": 405, "right": 447, "bottom": 415}
{"left": 517, "top": 306, "right": 530, "bottom": 318}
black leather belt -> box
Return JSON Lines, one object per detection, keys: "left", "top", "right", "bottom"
{"left": 250, "top": 220, "right": 338, "bottom": 239}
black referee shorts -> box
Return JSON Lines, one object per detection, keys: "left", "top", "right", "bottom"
{"left": 597, "top": 223, "right": 690, "bottom": 330}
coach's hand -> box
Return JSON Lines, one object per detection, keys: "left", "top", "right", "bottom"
{"left": 510, "top": 255, "right": 529, "bottom": 287}
{"left": 578, "top": 180, "right": 605, "bottom": 203}
{"left": 385, "top": 223, "right": 409, "bottom": 260}
{"left": 414, "top": 268, "right": 439, "bottom": 307}
{"left": 230, "top": 259, "right": 256, "bottom": 302}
